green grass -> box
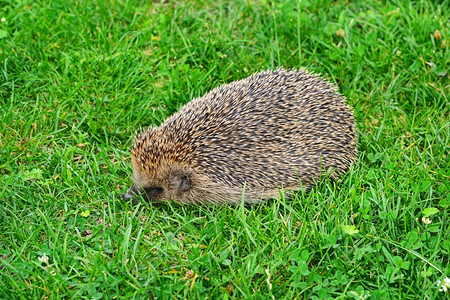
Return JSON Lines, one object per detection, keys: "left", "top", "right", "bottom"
{"left": 0, "top": 0, "right": 449, "bottom": 298}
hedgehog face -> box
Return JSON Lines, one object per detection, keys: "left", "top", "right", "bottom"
{"left": 124, "top": 155, "right": 193, "bottom": 204}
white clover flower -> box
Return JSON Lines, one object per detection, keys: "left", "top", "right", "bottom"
{"left": 437, "top": 277, "right": 450, "bottom": 292}
{"left": 38, "top": 254, "right": 49, "bottom": 264}
{"left": 422, "top": 217, "right": 432, "bottom": 224}
{"left": 1, "top": 17, "right": 5, "bottom": 22}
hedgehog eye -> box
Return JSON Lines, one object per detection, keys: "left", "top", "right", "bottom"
{"left": 145, "top": 187, "right": 164, "bottom": 199}
{"left": 149, "top": 187, "right": 163, "bottom": 193}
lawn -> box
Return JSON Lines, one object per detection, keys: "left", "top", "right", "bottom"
{"left": 0, "top": 0, "right": 449, "bottom": 298}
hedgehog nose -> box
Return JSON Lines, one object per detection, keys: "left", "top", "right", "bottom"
{"left": 124, "top": 193, "right": 130, "bottom": 202}
{"left": 124, "top": 191, "right": 133, "bottom": 202}
{"left": 124, "top": 190, "right": 142, "bottom": 205}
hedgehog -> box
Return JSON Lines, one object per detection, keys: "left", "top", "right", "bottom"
{"left": 124, "top": 68, "right": 357, "bottom": 205}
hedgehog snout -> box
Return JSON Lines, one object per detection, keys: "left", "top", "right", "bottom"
{"left": 124, "top": 183, "right": 148, "bottom": 205}
{"left": 124, "top": 186, "right": 141, "bottom": 205}
{"left": 124, "top": 182, "right": 167, "bottom": 204}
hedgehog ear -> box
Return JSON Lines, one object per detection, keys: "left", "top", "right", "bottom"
{"left": 173, "top": 174, "right": 191, "bottom": 192}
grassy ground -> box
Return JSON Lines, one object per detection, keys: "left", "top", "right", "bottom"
{"left": 0, "top": 0, "right": 449, "bottom": 298}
